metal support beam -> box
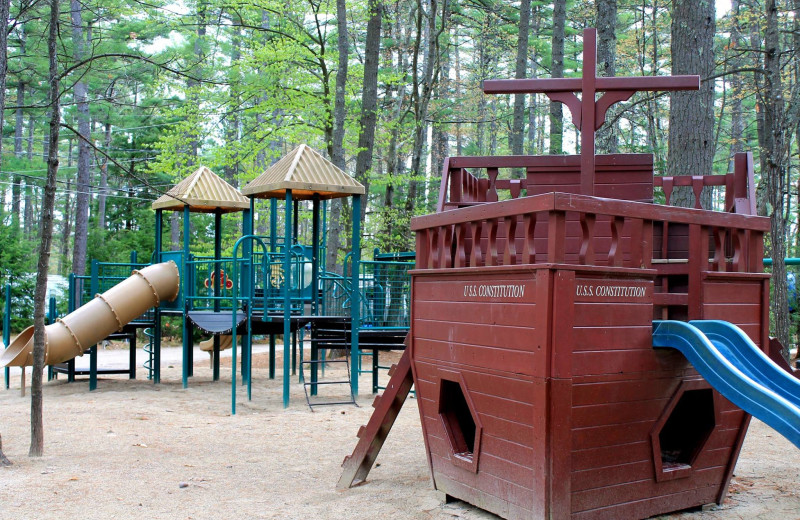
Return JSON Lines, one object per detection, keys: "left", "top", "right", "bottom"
{"left": 181, "top": 205, "right": 191, "bottom": 388}
{"left": 350, "top": 195, "right": 362, "bottom": 397}
{"left": 213, "top": 210, "right": 222, "bottom": 381}
{"left": 312, "top": 194, "right": 320, "bottom": 315}
{"left": 89, "top": 260, "right": 99, "bottom": 391}
{"left": 283, "top": 190, "right": 293, "bottom": 408}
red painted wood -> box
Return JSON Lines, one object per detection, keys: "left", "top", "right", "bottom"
{"left": 337, "top": 348, "right": 414, "bottom": 488}
{"left": 388, "top": 28, "right": 769, "bottom": 520}
{"left": 408, "top": 262, "right": 765, "bottom": 518}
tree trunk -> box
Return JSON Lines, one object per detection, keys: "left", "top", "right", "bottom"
{"left": 41, "top": 111, "right": 50, "bottom": 161}
{"left": 405, "top": 0, "right": 440, "bottom": 217}
{"left": 323, "top": 0, "right": 350, "bottom": 274}
{"left": 729, "top": 0, "right": 744, "bottom": 161}
{"left": 223, "top": 19, "right": 241, "bottom": 186}
{"left": 188, "top": 2, "right": 206, "bottom": 161}
{"left": 0, "top": 0, "right": 9, "bottom": 173}
{"left": 0, "top": 434, "right": 12, "bottom": 466}
{"left": 527, "top": 7, "right": 541, "bottom": 155}
{"left": 15, "top": 81, "right": 25, "bottom": 157}
{"left": 331, "top": 0, "right": 348, "bottom": 172}
{"left": 406, "top": 0, "right": 443, "bottom": 220}
{"left": 18, "top": 59, "right": 31, "bottom": 240}
{"left": 59, "top": 179, "right": 73, "bottom": 276}
{"left": 511, "top": 0, "right": 531, "bottom": 167}
{"left": 98, "top": 120, "right": 111, "bottom": 230}
{"left": 353, "top": 0, "right": 382, "bottom": 223}
{"left": 667, "top": 0, "right": 715, "bottom": 208}
{"left": 170, "top": 212, "right": 180, "bottom": 251}
{"left": 595, "top": 0, "right": 619, "bottom": 153}
{"left": 24, "top": 179, "right": 34, "bottom": 238}
{"left": 453, "top": 29, "right": 463, "bottom": 156}
{"left": 70, "top": 0, "right": 92, "bottom": 277}
{"left": 325, "top": 199, "right": 344, "bottom": 274}
{"left": 31, "top": 0, "right": 62, "bottom": 458}
{"left": 380, "top": 15, "right": 409, "bottom": 250}
{"left": 429, "top": 21, "right": 451, "bottom": 209}
{"left": 11, "top": 173, "right": 21, "bottom": 233}
{"left": 0, "top": 1, "right": 8, "bottom": 463}
{"left": 11, "top": 79, "right": 24, "bottom": 234}
{"left": 794, "top": 0, "right": 800, "bottom": 265}
{"left": 764, "top": 0, "right": 789, "bottom": 348}
{"left": 476, "top": 33, "right": 488, "bottom": 154}
{"left": 26, "top": 112, "right": 34, "bottom": 160}
{"left": 549, "top": 0, "right": 566, "bottom": 155}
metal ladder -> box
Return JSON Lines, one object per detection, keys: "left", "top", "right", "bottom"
{"left": 301, "top": 319, "right": 358, "bottom": 409}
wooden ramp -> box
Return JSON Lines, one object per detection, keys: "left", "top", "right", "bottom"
{"left": 337, "top": 347, "right": 414, "bottom": 489}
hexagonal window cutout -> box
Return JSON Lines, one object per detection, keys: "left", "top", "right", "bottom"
{"left": 438, "top": 376, "right": 483, "bottom": 473}
{"left": 651, "top": 379, "right": 719, "bottom": 482}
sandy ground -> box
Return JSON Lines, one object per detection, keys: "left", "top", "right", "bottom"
{"left": 2, "top": 345, "right": 800, "bottom": 520}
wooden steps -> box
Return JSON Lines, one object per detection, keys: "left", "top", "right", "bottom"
{"left": 338, "top": 348, "right": 414, "bottom": 488}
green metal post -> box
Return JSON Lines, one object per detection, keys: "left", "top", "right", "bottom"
{"left": 269, "top": 198, "right": 278, "bottom": 380}
{"left": 242, "top": 202, "right": 253, "bottom": 297}
{"left": 269, "top": 334, "right": 276, "bottom": 379}
{"left": 292, "top": 329, "right": 297, "bottom": 376}
{"left": 350, "top": 195, "right": 361, "bottom": 397}
{"left": 130, "top": 246, "right": 138, "bottom": 381}
{"left": 3, "top": 284, "right": 10, "bottom": 389}
{"left": 270, "top": 199, "right": 278, "bottom": 252}
{"left": 89, "top": 260, "right": 99, "bottom": 391}
{"left": 242, "top": 202, "right": 253, "bottom": 385}
{"left": 321, "top": 200, "right": 328, "bottom": 269}
{"left": 213, "top": 210, "right": 222, "bottom": 381}
{"left": 283, "top": 190, "right": 293, "bottom": 408}
{"left": 153, "top": 210, "right": 163, "bottom": 385}
{"left": 67, "top": 273, "right": 76, "bottom": 382}
{"left": 181, "top": 205, "right": 191, "bottom": 388}
{"left": 312, "top": 195, "right": 320, "bottom": 316}
{"left": 154, "top": 210, "right": 163, "bottom": 262}
{"left": 47, "top": 296, "right": 56, "bottom": 381}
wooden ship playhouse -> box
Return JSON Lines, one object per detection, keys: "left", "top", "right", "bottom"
{"left": 339, "top": 29, "right": 800, "bottom": 519}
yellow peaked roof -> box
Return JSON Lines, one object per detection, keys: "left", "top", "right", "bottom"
{"left": 151, "top": 166, "right": 250, "bottom": 213}
{"left": 242, "top": 144, "right": 365, "bottom": 200}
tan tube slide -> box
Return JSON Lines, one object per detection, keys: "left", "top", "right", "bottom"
{"left": 0, "top": 261, "right": 180, "bottom": 367}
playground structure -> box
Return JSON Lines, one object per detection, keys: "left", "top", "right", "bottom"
{"left": 339, "top": 28, "right": 799, "bottom": 519}
{"left": 1, "top": 146, "right": 413, "bottom": 409}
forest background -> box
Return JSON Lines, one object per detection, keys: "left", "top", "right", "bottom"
{"left": 0, "top": 0, "right": 799, "bottom": 348}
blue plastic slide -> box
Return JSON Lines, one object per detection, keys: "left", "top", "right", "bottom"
{"left": 652, "top": 320, "right": 800, "bottom": 449}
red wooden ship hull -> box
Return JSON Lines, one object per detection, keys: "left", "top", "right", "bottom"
{"left": 407, "top": 153, "right": 770, "bottom": 519}
{"left": 339, "top": 28, "right": 788, "bottom": 520}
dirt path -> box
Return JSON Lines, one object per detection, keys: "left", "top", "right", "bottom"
{"left": 1, "top": 351, "right": 799, "bottom": 520}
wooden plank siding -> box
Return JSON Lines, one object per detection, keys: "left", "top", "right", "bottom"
{"left": 565, "top": 268, "right": 759, "bottom": 518}
{"left": 411, "top": 269, "right": 548, "bottom": 518}
{"left": 409, "top": 149, "right": 769, "bottom": 518}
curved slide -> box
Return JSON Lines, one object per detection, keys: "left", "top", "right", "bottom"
{"left": 1, "top": 261, "right": 180, "bottom": 367}
{"left": 652, "top": 320, "right": 800, "bottom": 449}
